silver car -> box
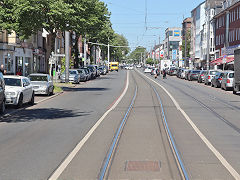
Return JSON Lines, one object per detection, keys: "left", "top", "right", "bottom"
{"left": 204, "top": 70, "right": 218, "bottom": 85}
{"left": 60, "top": 69, "right": 80, "bottom": 84}
{"left": 221, "top": 71, "right": 234, "bottom": 91}
{"left": 29, "top": 74, "right": 54, "bottom": 96}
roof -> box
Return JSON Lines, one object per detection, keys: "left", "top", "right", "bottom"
{"left": 29, "top": 73, "right": 48, "bottom": 76}
{"left": 3, "top": 75, "right": 24, "bottom": 79}
{"left": 191, "top": 1, "right": 206, "bottom": 13}
{"left": 214, "top": 0, "right": 240, "bottom": 18}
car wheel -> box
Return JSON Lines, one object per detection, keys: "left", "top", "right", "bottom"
{"left": 233, "top": 89, "right": 236, "bottom": 94}
{"left": 29, "top": 93, "right": 35, "bottom": 105}
{"left": 50, "top": 87, "right": 54, "bottom": 95}
{"left": 0, "top": 100, "right": 6, "bottom": 114}
{"left": 17, "top": 94, "right": 23, "bottom": 108}
{"left": 47, "top": 89, "right": 51, "bottom": 96}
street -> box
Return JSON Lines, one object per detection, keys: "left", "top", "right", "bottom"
{"left": 0, "top": 69, "right": 239, "bottom": 179}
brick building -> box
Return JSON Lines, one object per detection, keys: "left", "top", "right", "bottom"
{"left": 212, "top": 0, "right": 240, "bottom": 67}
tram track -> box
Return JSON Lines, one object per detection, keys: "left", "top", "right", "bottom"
{"left": 159, "top": 78, "right": 240, "bottom": 135}
{"left": 98, "top": 71, "right": 187, "bottom": 180}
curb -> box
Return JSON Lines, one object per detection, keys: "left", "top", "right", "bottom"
{"left": 1, "top": 92, "right": 64, "bottom": 119}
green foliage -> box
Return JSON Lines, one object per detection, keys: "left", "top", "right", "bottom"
{"left": 146, "top": 58, "right": 154, "bottom": 65}
{"left": 0, "top": 0, "right": 111, "bottom": 40}
{"left": 61, "top": 57, "right": 74, "bottom": 73}
{"left": 128, "top": 46, "right": 146, "bottom": 64}
{"left": 110, "top": 33, "right": 129, "bottom": 62}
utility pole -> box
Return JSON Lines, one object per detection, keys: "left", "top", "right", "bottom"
{"left": 54, "top": 36, "right": 58, "bottom": 82}
{"left": 84, "top": 35, "right": 87, "bottom": 67}
{"left": 65, "top": 30, "right": 70, "bottom": 83}
{"left": 107, "top": 37, "right": 110, "bottom": 69}
{"left": 184, "top": 26, "right": 187, "bottom": 68}
{"left": 206, "top": 7, "right": 210, "bottom": 71}
{"left": 159, "top": 36, "right": 161, "bottom": 69}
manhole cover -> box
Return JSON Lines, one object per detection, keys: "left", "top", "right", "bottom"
{"left": 125, "top": 161, "right": 161, "bottom": 172}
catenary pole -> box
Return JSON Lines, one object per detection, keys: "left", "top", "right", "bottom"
{"left": 65, "top": 30, "right": 70, "bottom": 83}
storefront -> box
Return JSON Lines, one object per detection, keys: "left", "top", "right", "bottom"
{"left": 14, "top": 47, "right": 33, "bottom": 76}
{"left": 0, "top": 44, "right": 15, "bottom": 74}
{"left": 33, "top": 49, "right": 46, "bottom": 73}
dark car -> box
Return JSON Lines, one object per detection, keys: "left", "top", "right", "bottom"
{"left": 98, "top": 66, "right": 107, "bottom": 75}
{"left": 197, "top": 70, "right": 206, "bottom": 83}
{"left": 211, "top": 71, "right": 224, "bottom": 88}
{"left": 189, "top": 70, "right": 201, "bottom": 81}
{"left": 81, "top": 67, "right": 91, "bottom": 81}
{"left": 88, "top": 65, "right": 97, "bottom": 78}
{"left": 77, "top": 69, "right": 88, "bottom": 82}
{"left": 0, "top": 72, "right": 5, "bottom": 114}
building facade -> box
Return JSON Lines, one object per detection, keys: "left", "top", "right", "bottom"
{"left": 191, "top": 2, "right": 206, "bottom": 69}
{"left": 163, "top": 27, "right": 182, "bottom": 64}
{"left": 182, "top": 17, "right": 192, "bottom": 67}
{"left": 213, "top": 0, "right": 240, "bottom": 68}
{"left": 0, "top": 30, "right": 48, "bottom": 76}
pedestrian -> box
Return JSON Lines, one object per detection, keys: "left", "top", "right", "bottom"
{"left": 0, "top": 64, "right": 5, "bottom": 74}
{"left": 16, "top": 68, "right": 22, "bottom": 76}
{"left": 163, "top": 69, "right": 166, "bottom": 79}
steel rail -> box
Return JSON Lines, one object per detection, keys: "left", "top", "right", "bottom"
{"left": 98, "top": 86, "right": 138, "bottom": 180}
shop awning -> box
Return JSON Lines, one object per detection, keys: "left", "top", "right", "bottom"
{"left": 210, "top": 56, "right": 234, "bottom": 65}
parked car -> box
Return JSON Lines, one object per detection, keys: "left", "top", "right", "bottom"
{"left": 76, "top": 69, "right": 88, "bottom": 82}
{"left": 60, "top": 69, "right": 80, "bottom": 83}
{"left": 204, "top": 70, "right": 218, "bottom": 85}
{"left": 98, "top": 66, "right": 107, "bottom": 75}
{"left": 81, "top": 67, "right": 91, "bottom": 80}
{"left": 176, "top": 68, "right": 183, "bottom": 78}
{"left": 4, "top": 76, "right": 34, "bottom": 108}
{"left": 169, "top": 67, "right": 178, "bottom": 76}
{"left": 181, "top": 69, "right": 188, "bottom": 79}
{"left": 93, "top": 65, "right": 100, "bottom": 77}
{"left": 29, "top": 74, "right": 54, "bottom": 96}
{"left": 197, "top": 70, "right": 206, "bottom": 83}
{"left": 87, "top": 66, "right": 97, "bottom": 78}
{"left": 211, "top": 71, "right": 224, "bottom": 88}
{"left": 144, "top": 68, "right": 152, "bottom": 73}
{"left": 221, "top": 71, "right": 234, "bottom": 91}
{"left": 0, "top": 72, "right": 5, "bottom": 114}
{"left": 188, "top": 70, "right": 201, "bottom": 81}
{"left": 185, "top": 70, "right": 191, "bottom": 80}
{"left": 136, "top": 64, "right": 141, "bottom": 68}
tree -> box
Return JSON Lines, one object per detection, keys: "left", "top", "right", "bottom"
{"left": 146, "top": 58, "right": 154, "bottom": 65}
{"left": 128, "top": 46, "right": 147, "bottom": 64}
{"left": 181, "top": 29, "right": 191, "bottom": 58}
{"left": 110, "top": 33, "right": 129, "bottom": 62}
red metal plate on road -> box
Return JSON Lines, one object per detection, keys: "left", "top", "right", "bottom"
{"left": 125, "top": 161, "right": 161, "bottom": 172}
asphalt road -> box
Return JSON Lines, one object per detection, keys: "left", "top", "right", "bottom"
{"left": 0, "top": 70, "right": 126, "bottom": 180}
{"left": 0, "top": 69, "right": 240, "bottom": 180}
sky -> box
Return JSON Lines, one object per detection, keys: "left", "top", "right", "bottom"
{"left": 102, "top": 0, "right": 204, "bottom": 51}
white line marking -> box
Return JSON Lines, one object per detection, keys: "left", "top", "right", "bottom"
{"left": 48, "top": 71, "right": 129, "bottom": 180}
{"left": 137, "top": 70, "right": 240, "bottom": 180}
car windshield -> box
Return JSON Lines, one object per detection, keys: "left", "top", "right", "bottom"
{"left": 29, "top": 75, "right": 48, "bottom": 82}
{"left": 112, "top": 65, "right": 117, "bottom": 67}
{"left": 70, "top": 71, "right": 77, "bottom": 75}
{"left": 77, "top": 70, "right": 83, "bottom": 74}
{"left": 4, "top": 78, "right": 22, "bottom": 87}
{"left": 192, "top": 71, "right": 200, "bottom": 73}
